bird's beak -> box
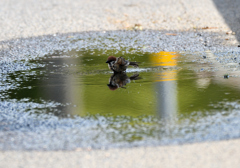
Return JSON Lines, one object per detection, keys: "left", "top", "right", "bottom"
{"left": 106, "top": 60, "right": 110, "bottom": 63}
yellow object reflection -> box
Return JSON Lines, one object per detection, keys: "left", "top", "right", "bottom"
{"left": 150, "top": 51, "right": 178, "bottom": 82}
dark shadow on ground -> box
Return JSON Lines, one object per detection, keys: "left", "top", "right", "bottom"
{"left": 212, "top": 0, "right": 240, "bottom": 42}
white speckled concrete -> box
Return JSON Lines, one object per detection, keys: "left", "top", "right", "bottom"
{"left": 0, "top": 0, "right": 240, "bottom": 167}
{"left": 0, "top": 0, "right": 239, "bottom": 42}
{"left": 1, "top": 139, "right": 240, "bottom": 168}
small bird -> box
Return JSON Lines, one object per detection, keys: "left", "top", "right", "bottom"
{"left": 106, "top": 56, "right": 139, "bottom": 73}
{"left": 107, "top": 73, "right": 141, "bottom": 90}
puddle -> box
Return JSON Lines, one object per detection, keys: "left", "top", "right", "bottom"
{"left": 2, "top": 49, "right": 240, "bottom": 148}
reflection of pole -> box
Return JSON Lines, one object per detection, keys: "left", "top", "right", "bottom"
{"left": 156, "top": 80, "right": 177, "bottom": 120}
{"left": 149, "top": 52, "right": 178, "bottom": 121}
{"left": 41, "top": 53, "right": 83, "bottom": 116}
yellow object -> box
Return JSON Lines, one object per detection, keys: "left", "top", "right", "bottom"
{"left": 149, "top": 51, "right": 178, "bottom": 81}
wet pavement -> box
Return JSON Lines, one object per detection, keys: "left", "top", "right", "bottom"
{"left": 1, "top": 0, "right": 240, "bottom": 167}
{"left": 1, "top": 30, "right": 240, "bottom": 150}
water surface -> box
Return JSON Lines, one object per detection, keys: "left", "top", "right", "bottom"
{"left": 3, "top": 49, "right": 240, "bottom": 146}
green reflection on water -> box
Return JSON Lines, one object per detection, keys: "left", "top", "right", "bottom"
{"left": 3, "top": 49, "right": 240, "bottom": 121}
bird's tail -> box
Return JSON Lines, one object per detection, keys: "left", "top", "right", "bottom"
{"left": 129, "top": 74, "right": 141, "bottom": 80}
{"left": 129, "top": 62, "right": 139, "bottom": 67}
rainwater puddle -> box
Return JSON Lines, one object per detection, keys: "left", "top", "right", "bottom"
{"left": 3, "top": 49, "right": 240, "bottom": 147}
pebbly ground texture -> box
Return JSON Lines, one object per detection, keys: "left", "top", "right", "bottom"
{"left": 0, "top": 0, "right": 240, "bottom": 167}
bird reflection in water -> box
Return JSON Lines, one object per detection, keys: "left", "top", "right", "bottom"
{"left": 107, "top": 73, "right": 141, "bottom": 90}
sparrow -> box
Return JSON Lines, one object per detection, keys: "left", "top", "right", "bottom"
{"left": 107, "top": 73, "right": 141, "bottom": 90}
{"left": 106, "top": 56, "right": 139, "bottom": 73}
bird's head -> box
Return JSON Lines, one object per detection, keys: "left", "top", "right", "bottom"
{"left": 106, "top": 56, "right": 117, "bottom": 63}
{"left": 107, "top": 84, "right": 118, "bottom": 91}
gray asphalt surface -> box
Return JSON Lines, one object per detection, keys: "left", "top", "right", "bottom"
{"left": 0, "top": 0, "right": 240, "bottom": 167}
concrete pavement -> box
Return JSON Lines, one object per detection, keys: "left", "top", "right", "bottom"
{"left": 1, "top": 139, "right": 240, "bottom": 168}
{"left": 0, "top": 0, "right": 240, "bottom": 167}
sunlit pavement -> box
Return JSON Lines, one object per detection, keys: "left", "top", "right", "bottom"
{"left": 0, "top": 0, "right": 240, "bottom": 167}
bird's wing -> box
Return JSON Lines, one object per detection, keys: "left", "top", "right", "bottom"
{"left": 116, "top": 57, "right": 129, "bottom": 66}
